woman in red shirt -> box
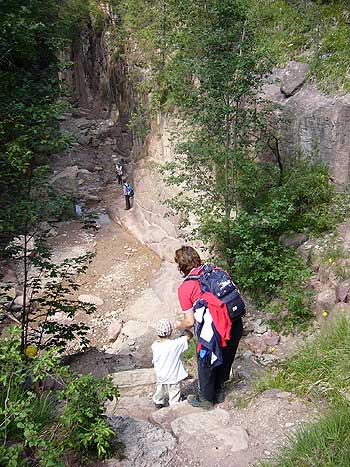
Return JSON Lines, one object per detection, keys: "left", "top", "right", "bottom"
{"left": 174, "top": 245, "right": 243, "bottom": 409}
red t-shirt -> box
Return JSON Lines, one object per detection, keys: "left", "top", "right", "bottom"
{"left": 178, "top": 266, "right": 202, "bottom": 312}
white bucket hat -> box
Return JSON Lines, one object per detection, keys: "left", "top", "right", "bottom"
{"left": 156, "top": 319, "right": 172, "bottom": 337}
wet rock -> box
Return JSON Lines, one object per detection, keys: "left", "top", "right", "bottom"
{"left": 108, "top": 319, "right": 123, "bottom": 342}
{"left": 78, "top": 293, "right": 104, "bottom": 306}
{"left": 280, "top": 61, "right": 309, "bottom": 97}
{"left": 335, "top": 280, "right": 350, "bottom": 302}
{"left": 108, "top": 416, "right": 176, "bottom": 467}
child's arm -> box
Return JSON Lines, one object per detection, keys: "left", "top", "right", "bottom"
{"left": 184, "top": 329, "right": 193, "bottom": 341}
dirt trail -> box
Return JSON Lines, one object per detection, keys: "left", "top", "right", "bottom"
{"left": 50, "top": 216, "right": 160, "bottom": 350}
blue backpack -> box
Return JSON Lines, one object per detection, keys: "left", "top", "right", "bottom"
{"left": 184, "top": 264, "right": 245, "bottom": 321}
{"left": 126, "top": 183, "right": 134, "bottom": 197}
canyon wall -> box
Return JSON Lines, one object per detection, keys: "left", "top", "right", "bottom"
{"left": 263, "top": 61, "right": 350, "bottom": 189}
{"left": 66, "top": 26, "right": 350, "bottom": 258}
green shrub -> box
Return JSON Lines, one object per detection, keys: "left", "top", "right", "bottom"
{"left": 0, "top": 327, "right": 120, "bottom": 467}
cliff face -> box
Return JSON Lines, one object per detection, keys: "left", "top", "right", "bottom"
{"left": 263, "top": 62, "right": 350, "bottom": 189}
{"left": 66, "top": 26, "right": 350, "bottom": 256}
{"left": 64, "top": 27, "right": 136, "bottom": 160}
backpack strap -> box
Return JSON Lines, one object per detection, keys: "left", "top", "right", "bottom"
{"left": 183, "top": 264, "right": 205, "bottom": 282}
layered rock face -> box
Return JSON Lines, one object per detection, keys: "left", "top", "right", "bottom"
{"left": 263, "top": 61, "right": 350, "bottom": 189}
{"left": 115, "top": 115, "right": 184, "bottom": 261}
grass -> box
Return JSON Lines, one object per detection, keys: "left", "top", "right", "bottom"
{"left": 255, "top": 315, "right": 350, "bottom": 467}
{"left": 251, "top": 0, "right": 350, "bottom": 94}
{"left": 183, "top": 338, "right": 197, "bottom": 363}
{"left": 257, "top": 316, "right": 350, "bottom": 404}
{"left": 259, "top": 404, "right": 350, "bottom": 467}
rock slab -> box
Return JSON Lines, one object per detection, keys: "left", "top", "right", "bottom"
{"left": 108, "top": 416, "right": 176, "bottom": 467}
{"left": 170, "top": 408, "right": 249, "bottom": 465}
{"left": 111, "top": 368, "right": 156, "bottom": 388}
{"left": 78, "top": 293, "right": 104, "bottom": 306}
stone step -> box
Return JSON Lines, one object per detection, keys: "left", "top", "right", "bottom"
{"left": 111, "top": 367, "right": 156, "bottom": 388}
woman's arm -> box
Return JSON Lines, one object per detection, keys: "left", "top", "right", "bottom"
{"left": 175, "top": 310, "right": 194, "bottom": 330}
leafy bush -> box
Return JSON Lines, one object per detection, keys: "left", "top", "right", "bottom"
{"left": 198, "top": 158, "right": 339, "bottom": 330}
{"left": 0, "top": 327, "right": 120, "bottom": 467}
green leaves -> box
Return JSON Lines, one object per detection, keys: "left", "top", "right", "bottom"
{"left": 0, "top": 329, "right": 120, "bottom": 466}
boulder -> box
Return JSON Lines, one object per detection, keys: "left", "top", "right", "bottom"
{"left": 108, "top": 416, "right": 176, "bottom": 467}
{"left": 122, "top": 320, "right": 151, "bottom": 339}
{"left": 279, "top": 232, "right": 308, "bottom": 248}
{"left": 108, "top": 319, "right": 123, "bottom": 342}
{"left": 315, "top": 287, "right": 337, "bottom": 312}
{"left": 78, "top": 294, "right": 104, "bottom": 306}
{"left": 335, "top": 280, "right": 350, "bottom": 302}
{"left": 280, "top": 61, "right": 309, "bottom": 97}
{"left": 170, "top": 409, "right": 249, "bottom": 464}
{"left": 149, "top": 400, "right": 202, "bottom": 431}
{"left": 51, "top": 166, "right": 79, "bottom": 196}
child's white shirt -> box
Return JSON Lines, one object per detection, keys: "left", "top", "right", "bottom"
{"left": 151, "top": 336, "right": 188, "bottom": 384}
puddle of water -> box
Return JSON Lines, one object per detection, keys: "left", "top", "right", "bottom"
{"left": 75, "top": 202, "right": 84, "bottom": 217}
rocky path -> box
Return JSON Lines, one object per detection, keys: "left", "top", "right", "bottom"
{"left": 45, "top": 191, "right": 314, "bottom": 467}
{"left": 49, "top": 213, "right": 315, "bottom": 467}
{"left": 44, "top": 110, "right": 324, "bottom": 467}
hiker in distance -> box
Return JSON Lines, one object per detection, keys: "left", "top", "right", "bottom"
{"left": 116, "top": 159, "right": 123, "bottom": 185}
{"left": 122, "top": 178, "right": 134, "bottom": 210}
{"left": 174, "top": 245, "right": 245, "bottom": 409}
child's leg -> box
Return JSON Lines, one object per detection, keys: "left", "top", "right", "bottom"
{"left": 152, "top": 383, "right": 166, "bottom": 405}
{"left": 168, "top": 383, "right": 181, "bottom": 405}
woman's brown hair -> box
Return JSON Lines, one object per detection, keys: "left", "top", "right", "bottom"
{"left": 174, "top": 246, "right": 202, "bottom": 276}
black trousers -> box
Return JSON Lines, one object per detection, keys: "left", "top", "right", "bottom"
{"left": 125, "top": 195, "right": 131, "bottom": 210}
{"left": 197, "top": 317, "right": 243, "bottom": 402}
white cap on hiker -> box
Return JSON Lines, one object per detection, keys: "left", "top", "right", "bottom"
{"left": 156, "top": 319, "right": 172, "bottom": 337}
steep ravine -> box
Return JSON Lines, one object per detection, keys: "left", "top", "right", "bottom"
{"left": 45, "top": 107, "right": 320, "bottom": 467}
{"left": 55, "top": 25, "right": 350, "bottom": 467}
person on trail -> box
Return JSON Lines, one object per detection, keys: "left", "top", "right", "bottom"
{"left": 116, "top": 160, "right": 123, "bottom": 185}
{"left": 174, "top": 245, "right": 244, "bottom": 409}
{"left": 122, "top": 178, "right": 134, "bottom": 210}
{"left": 152, "top": 319, "right": 193, "bottom": 407}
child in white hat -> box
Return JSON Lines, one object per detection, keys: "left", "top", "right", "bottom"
{"left": 152, "top": 319, "right": 193, "bottom": 406}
